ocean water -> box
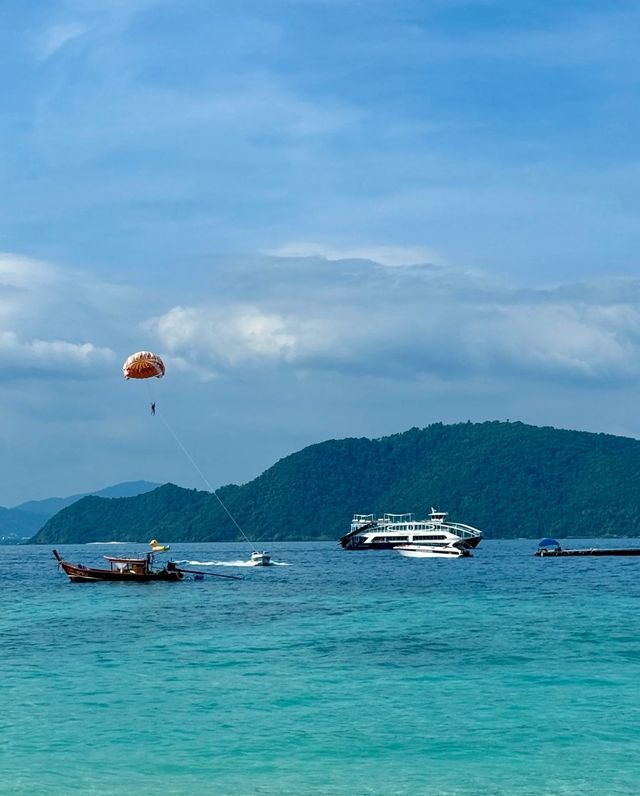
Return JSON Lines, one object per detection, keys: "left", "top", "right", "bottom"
{"left": 2, "top": 539, "right": 640, "bottom": 795}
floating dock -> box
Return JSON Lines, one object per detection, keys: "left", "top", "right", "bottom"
{"left": 535, "top": 537, "right": 640, "bottom": 557}
{"left": 536, "top": 547, "right": 640, "bottom": 557}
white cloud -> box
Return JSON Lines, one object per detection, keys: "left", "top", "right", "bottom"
{"left": 203, "top": 85, "right": 360, "bottom": 138}
{"left": 466, "top": 301, "right": 639, "bottom": 379}
{"left": 0, "top": 331, "right": 114, "bottom": 370}
{"left": 266, "top": 242, "right": 442, "bottom": 267}
{"left": 37, "top": 22, "right": 88, "bottom": 61}
{"left": 147, "top": 304, "right": 318, "bottom": 369}
{"left": 0, "top": 253, "right": 58, "bottom": 288}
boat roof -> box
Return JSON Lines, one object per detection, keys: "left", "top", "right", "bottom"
{"left": 104, "top": 555, "right": 151, "bottom": 563}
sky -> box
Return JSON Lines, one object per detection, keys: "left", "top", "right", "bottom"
{"left": 1, "top": 0, "right": 640, "bottom": 504}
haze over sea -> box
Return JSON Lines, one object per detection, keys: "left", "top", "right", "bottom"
{"left": 3, "top": 539, "right": 640, "bottom": 795}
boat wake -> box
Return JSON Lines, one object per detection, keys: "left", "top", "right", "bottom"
{"left": 87, "top": 541, "right": 129, "bottom": 545}
{"left": 174, "top": 559, "right": 290, "bottom": 567}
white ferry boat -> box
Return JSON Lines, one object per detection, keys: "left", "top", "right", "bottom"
{"left": 338, "top": 508, "right": 482, "bottom": 551}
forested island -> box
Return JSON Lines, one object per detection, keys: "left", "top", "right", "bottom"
{"left": 29, "top": 421, "right": 640, "bottom": 543}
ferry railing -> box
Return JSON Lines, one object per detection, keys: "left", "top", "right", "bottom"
{"left": 447, "top": 523, "right": 480, "bottom": 540}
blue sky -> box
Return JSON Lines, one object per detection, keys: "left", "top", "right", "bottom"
{"left": 1, "top": 1, "right": 640, "bottom": 504}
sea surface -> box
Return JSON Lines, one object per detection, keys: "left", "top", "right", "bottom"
{"left": 2, "top": 539, "right": 640, "bottom": 795}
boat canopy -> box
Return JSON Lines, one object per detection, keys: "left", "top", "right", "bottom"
{"left": 104, "top": 555, "right": 152, "bottom": 563}
{"left": 538, "top": 538, "right": 561, "bottom": 549}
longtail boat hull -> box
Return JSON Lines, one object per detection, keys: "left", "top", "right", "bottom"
{"left": 53, "top": 549, "right": 183, "bottom": 583}
{"left": 59, "top": 561, "right": 183, "bottom": 582}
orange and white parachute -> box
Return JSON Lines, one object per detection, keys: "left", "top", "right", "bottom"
{"left": 122, "top": 351, "right": 165, "bottom": 380}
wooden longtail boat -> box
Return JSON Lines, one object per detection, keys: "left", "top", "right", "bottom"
{"left": 52, "top": 549, "right": 242, "bottom": 583}
{"left": 53, "top": 549, "right": 184, "bottom": 583}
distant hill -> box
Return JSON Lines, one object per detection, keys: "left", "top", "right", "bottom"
{"left": 15, "top": 480, "right": 160, "bottom": 518}
{"left": 0, "top": 506, "right": 45, "bottom": 543}
{"left": 29, "top": 422, "right": 640, "bottom": 544}
{"left": 0, "top": 481, "right": 159, "bottom": 543}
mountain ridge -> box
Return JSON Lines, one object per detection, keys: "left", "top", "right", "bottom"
{"left": 15, "top": 480, "right": 161, "bottom": 517}
{"left": 0, "top": 481, "right": 160, "bottom": 542}
{"left": 29, "top": 421, "right": 640, "bottom": 543}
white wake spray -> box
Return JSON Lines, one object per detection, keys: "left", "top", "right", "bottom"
{"left": 174, "top": 558, "right": 290, "bottom": 567}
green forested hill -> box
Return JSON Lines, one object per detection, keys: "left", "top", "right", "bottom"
{"left": 29, "top": 421, "right": 640, "bottom": 543}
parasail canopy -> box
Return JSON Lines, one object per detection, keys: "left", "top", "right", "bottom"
{"left": 123, "top": 351, "right": 165, "bottom": 380}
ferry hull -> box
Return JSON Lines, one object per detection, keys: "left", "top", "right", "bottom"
{"left": 396, "top": 545, "right": 471, "bottom": 558}
{"left": 341, "top": 535, "right": 482, "bottom": 551}
{"left": 342, "top": 541, "right": 404, "bottom": 551}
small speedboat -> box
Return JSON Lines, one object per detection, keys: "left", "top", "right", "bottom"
{"left": 395, "top": 543, "right": 470, "bottom": 558}
{"left": 251, "top": 551, "right": 271, "bottom": 566}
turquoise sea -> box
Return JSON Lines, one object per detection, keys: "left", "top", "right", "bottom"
{"left": 2, "top": 539, "right": 640, "bottom": 795}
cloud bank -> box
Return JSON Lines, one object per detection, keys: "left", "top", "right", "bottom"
{"left": 145, "top": 255, "right": 640, "bottom": 385}
{"left": 0, "top": 253, "right": 116, "bottom": 377}
{"left": 4, "top": 250, "right": 639, "bottom": 388}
